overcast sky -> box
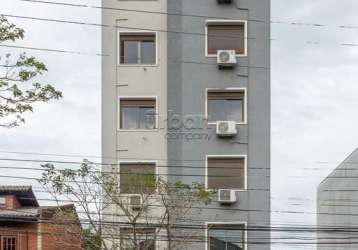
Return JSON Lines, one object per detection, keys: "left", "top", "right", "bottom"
{"left": 2, "top": 0, "right": 358, "bottom": 249}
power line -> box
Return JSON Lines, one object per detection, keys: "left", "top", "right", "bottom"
{"left": 17, "top": 0, "right": 358, "bottom": 32}
{"left": 0, "top": 44, "right": 107, "bottom": 56}
{"left": 0, "top": 211, "right": 355, "bottom": 234}
{"left": 0, "top": 164, "right": 260, "bottom": 179}
{"left": 0, "top": 156, "right": 271, "bottom": 170}
{"left": 19, "top": 0, "right": 264, "bottom": 22}
{"left": 25, "top": 193, "right": 358, "bottom": 219}
{"left": 3, "top": 153, "right": 357, "bottom": 178}
{"left": 0, "top": 173, "right": 270, "bottom": 193}
{"left": 0, "top": 150, "right": 357, "bottom": 168}
{"left": 0, "top": 149, "right": 121, "bottom": 160}
{"left": 2, "top": 12, "right": 358, "bottom": 53}
{"left": 2, "top": 215, "right": 356, "bottom": 248}
{"left": 1, "top": 13, "right": 251, "bottom": 40}
{"left": 0, "top": 219, "right": 332, "bottom": 247}
{"left": 0, "top": 42, "right": 270, "bottom": 70}
{"left": 0, "top": 172, "right": 357, "bottom": 219}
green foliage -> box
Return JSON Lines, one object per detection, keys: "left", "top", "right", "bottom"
{"left": 82, "top": 228, "right": 102, "bottom": 250}
{"left": 0, "top": 15, "right": 62, "bottom": 128}
{"left": 159, "top": 178, "right": 214, "bottom": 206}
{"left": 0, "top": 16, "right": 24, "bottom": 42}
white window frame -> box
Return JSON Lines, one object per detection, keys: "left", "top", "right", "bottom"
{"left": 205, "top": 155, "right": 248, "bottom": 191}
{"left": 205, "top": 20, "right": 248, "bottom": 58}
{"left": 0, "top": 196, "right": 6, "bottom": 206}
{"left": 205, "top": 221, "right": 247, "bottom": 250}
{"left": 118, "top": 160, "right": 159, "bottom": 195}
{"left": 117, "top": 96, "right": 159, "bottom": 131}
{"left": 1, "top": 235, "right": 17, "bottom": 250}
{"left": 117, "top": 30, "right": 159, "bottom": 66}
{"left": 205, "top": 88, "right": 247, "bottom": 125}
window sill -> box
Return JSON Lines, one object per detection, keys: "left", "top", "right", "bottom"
{"left": 206, "top": 188, "right": 248, "bottom": 192}
{"left": 207, "top": 122, "right": 247, "bottom": 126}
{"left": 120, "top": 193, "right": 157, "bottom": 196}
{"left": 205, "top": 54, "right": 247, "bottom": 58}
{"left": 117, "top": 129, "right": 160, "bottom": 133}
{"left": 117, "top": 64, "right": 159, "bottom": 67}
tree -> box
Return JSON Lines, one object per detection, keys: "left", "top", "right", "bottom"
{"left": 82, "top": 228, "right": 102, "bottom": 250}
{"left": 39, "top": 160, "right": 214, "bottom": 250}
{"left": 0, "top": 15, "right": 62, "bottom": 127}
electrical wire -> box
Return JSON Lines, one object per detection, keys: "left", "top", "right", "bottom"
{"left": 0, "top": 172, "right": 356, "bottom": 219}
{"left": 2, "top": 11, "right": 358, "bottom": 51}
{"left": 0, "top": 156, "right": 271, "bottom": 170}
{"left": 16, "top": 0, "right": 358, "bottom": 32}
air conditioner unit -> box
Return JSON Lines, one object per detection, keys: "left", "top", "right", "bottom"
{"left": 218, "top": 189, "right": 237, "bottom": 204}
{"left": 128, "top": 194, "right": 142, "bottom": 210}
{"left": 216, "top": 121, "right": 237, "bottom": 137}
{"left": 217, "top": 50, "right": 237, "bottom": 69}
{"left": 217, "top": 0, "right": 232, "bottom": 4}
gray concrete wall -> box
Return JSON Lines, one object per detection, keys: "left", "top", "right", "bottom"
{"left": 167, "top": 0, "right": 270, "bottom": 249}
{"left": 317, "top": 148, "right": 358, "bottom": 250}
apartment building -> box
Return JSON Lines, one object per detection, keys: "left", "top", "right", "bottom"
{"left": 102, "top": 0, "right": 270, "bottom": 249}
{"left": 317, "top": 148, "right": 358, "bottom": 250}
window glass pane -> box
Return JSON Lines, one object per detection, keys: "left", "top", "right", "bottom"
{"left": 210, "top": 236, "right": 226, "bottom": 250}
{"left": 208, "top": 99, "right": 243, "bottom": 122}
{"left": 225, "top": 100, "right": 243, "bottom": 121}
{"left": 120, "top": 228, "right": 155, "bottom": 250}
{"left": 120, "top": 164, "right": 156, "bottom": 194}
{"left": 120, "top": 34, "right": 156, "bottom": 64}
{"left": 2, "top": 237, "right": 16, "bottom": 250}
{"left": 139, "top": 107, "right": 156, "bottom": 129}
{"left": 120, "top": 100, "right": 156, "bottom": 130}
{"left": 123, "top": 41, "right": 139, "bottom": 64}
{"left": 121, "top": 107, "right": 140, "bottom": 129}
{"left": 208, "top": 100, "right": 226, "bottom": 121}
{"left": 141, "top": 41, "right": 156, "bottom": 64}
{"left": 139, "top": 240, "right": 155, "bottom": 250}
{"left": 208, "top": 225, "right": 244, "bottom": 250}
{"left": 0, "top": 196, "right": 5, "bottom": 205}
{"left": 228, "top": 244, "right": 242, "bottom": 250}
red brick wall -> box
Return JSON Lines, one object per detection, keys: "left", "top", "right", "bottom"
{"left": 39, "top": 207, "right": 82, "bottom": 250}
{"left": 0, "top": 195, "right": 21, "bottom": 210}
{"left": 40, "top": 220, "right": 82, "bottom": 250}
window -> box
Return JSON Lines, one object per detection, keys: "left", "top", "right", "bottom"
{"left": 206, "top": 157, "right": 246, "bottom": 190}
{"left": 207, "top": 224, "right": 245, "bottom": 250}
{"left": 206, "top": 21, "right": 246, "bottom": 56}
{"left": 0, "top": 197, "right": 5, "bottom": 206}
{"left": 119, "top": 33, "right": 156, "bottom": 64}
{"left": 119, "top": 163, "right": 156, "bottom": 194}
{"left": 207, "top": 90, "right": 245, "bottom": 123}
{"left": 119, "top": 98, "right": 156, "bottom": 129}
{"left": 1, "top": 236, "right": 16, "bottom": 250}
{"left": 120, "top": 227, "right": 156, "bottom": 250}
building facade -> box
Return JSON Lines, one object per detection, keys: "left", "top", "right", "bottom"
{"left": 102, "top": 0, "right": 270, "bottom": 249}
{"left": 0, "top": 186, "right": 81, "bottom": 250}
{"left": 317, "top": 148, "right": 358, "bottom": 250}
